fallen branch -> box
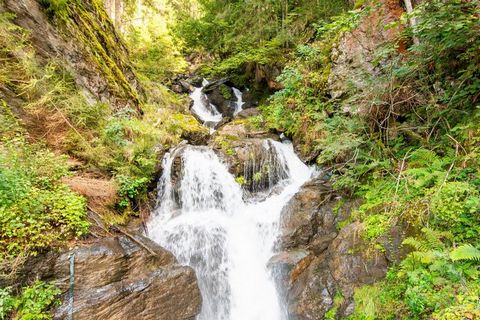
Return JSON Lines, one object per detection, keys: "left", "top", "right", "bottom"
{"left": 110, "top": 225, "right": 158, "bottom": 257}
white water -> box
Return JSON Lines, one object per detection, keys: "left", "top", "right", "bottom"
{"left": 147, "top": 140, "right": 312, "bottom": 320}
{"left": 190, "top": 79, "right": 222, "bottom": 126}
{"left": 232, "top": 87, "right": 244, "bottom": 116}
{"left": 190, "top": 80, "right": 246, "bottom": 128}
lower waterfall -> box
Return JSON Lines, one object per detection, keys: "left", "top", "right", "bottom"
{"left": 147, "top": 139, "right": 312, "bottom": 320}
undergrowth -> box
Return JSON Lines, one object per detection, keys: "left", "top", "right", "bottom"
{"left": 0, "top": 280, "right": 60, "bottom": 320}
{"left": 0, "top": 3, "right": 202, "bottom": 261}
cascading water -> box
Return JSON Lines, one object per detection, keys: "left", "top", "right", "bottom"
{"left": 190, "top": 80, "right": 246, "bottom": 129}
{"left": 232, "top": 87, "right": 244, "bottom": 116}
{"left": 190, "top": 80, "right": 223, "bottom": 127}
{"left": 147, "top": 139, "right": 312, "bottom": 320}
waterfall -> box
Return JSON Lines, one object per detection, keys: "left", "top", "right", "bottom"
{"left": 190, "top": 80, "right": 222, "bottom": 127}
{"left": 232, "top": 87, "right": 244, "bottom": 116}
{"left": 147, "top": 140, "right": 312, "bottom": 320}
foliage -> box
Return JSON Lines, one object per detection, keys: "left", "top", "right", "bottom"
{"left": 116, "top": 175, "right": 149, "bottom": 210}
{"left": 430, "top": 182, "right": 480, "bottom": 242}
{"left": 38, "top": 0, "right": 70, "bottom": 18}
{"left": 243, "top": 1, "right": 480, "bottom": 318}
{"left": 124, "top": 1, "right": 188, "bottom": 83}
{"left": 0, "top": 281, "right": 60, "bottom": 320}
{"left": 351, "top": 228, "right": 480, "bottom": 319}
{"left": 0, "top": 140, "right": 89, "bottom": 259}
{"left": 261, "top": 9, "right": 366, "bottom": 162}
{"left": 0, "top": 7, "right": 189, "bottom": 263}
{"left": 172, "top": 0, "right": 351, "bottom": 81}
{"left": 450, "top": 245, "right": 480, "bottom": 263}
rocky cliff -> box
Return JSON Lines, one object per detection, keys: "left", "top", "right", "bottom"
{"left": 2, "top": 235, "right": 202, "bottom": 319}
{"left": 0, "top": 0, "right": 142, "bottom": 112}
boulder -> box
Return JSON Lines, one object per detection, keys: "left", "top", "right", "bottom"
{"left": 208, "top": 124, "right": 289, "bottom": 194}
{"left": 275, "top": 178, "right": 394, "bottom": 319}
{"left": 202, "top": 79, "right": 236, "bottom": 118}
{"left": 235, "top": 108, "right": 260, "bottom": 119}
{"left": 278, "top": 178, "right": 337, "bottom": 251}
{"left": 189, "top": 76, "right": 204, "bottom": 88}
{"left": 5, "top": 235, "right": 202, "bottom": 320}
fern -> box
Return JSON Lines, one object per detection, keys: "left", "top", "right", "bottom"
{"left": 422, "top": 228, "right": 452, "bottom": 250}
{"left": 450, "top": 245, "right": 480, "bottom": 262}
{"left": 402, "top": 228, "right": 451, "bottom": 252}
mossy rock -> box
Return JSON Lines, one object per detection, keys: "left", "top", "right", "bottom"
{"left": 169, "top": 113, "right": 209, "bottom": 145}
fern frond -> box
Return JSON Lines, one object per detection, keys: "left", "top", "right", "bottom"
{"left": 403, "top": 237, "right": 426, "bottom": 251}
{"left": 450, "top": 245, "right": 480, "bottom": 262}
{"left": 421, "top": 227, "right": 448, "bottom": 250}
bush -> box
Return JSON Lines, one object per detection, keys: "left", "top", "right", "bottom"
{"left": 431, "top": 182, "right": 480, "bottom": 241}
{"left": 0, "top": 281, "right": 60, "bottom": 320}
{"left": 0, "top": 140, "right": 89, "bottom": 259}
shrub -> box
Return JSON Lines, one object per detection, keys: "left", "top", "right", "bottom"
{"left": 431, "top": 182, "right": 480, "bottom": 241}
{"left": 0, "top": 141, "right": 89, "bottom": 259}
{"left": 0, "top": 281, "right": 60, "bottom": 320}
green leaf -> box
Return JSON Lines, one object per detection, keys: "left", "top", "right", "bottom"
{"left": 450, "top": 245, "right": 480, "bottom": 262}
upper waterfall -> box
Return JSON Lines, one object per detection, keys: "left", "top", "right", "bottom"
{"left": 190, "top": 80, "right": 223, "bottom": 128}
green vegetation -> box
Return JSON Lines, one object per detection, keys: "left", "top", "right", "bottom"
{"left": 171, "top": 0, "right": 351, "bottom": 81}
{"left": 246, "top": 0, "right": 479, "bottom": 318}
{"left": 0, "top": 281, "right": 60, "bottom": 320}
{"left": 178, "top": 0, "right": 478, "bottom": 317}
{"left": 124, "top": 0, "right": 188, "bottom": 82}
{"left": 1, "top": 0, "right": 480, "bottom": 318}
{"left": 0, "top": 0, "right": 197, "bottom": 265}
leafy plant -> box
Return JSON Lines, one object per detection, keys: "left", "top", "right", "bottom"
{"left": 0, "top": 140, "right": 89, "bottom": 259}
{"left": 450, "top": 245, "right": 480, "bottom": 263}
{"left": 116, "top": 175, "right": 149, "bottom": 209}
{"left": 0, "top": 281, "right": 60, "bottom": 320}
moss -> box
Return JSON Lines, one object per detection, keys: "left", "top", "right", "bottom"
{"left": 169, "top": 113, "right": 207, "bottom": 134}
{"left": 235, "top": 176, "right": 246, "bottom": 185}
{"left": 219, "top": 84, "right": 233, "bottom": 100}
{"left": 49, "top": 0, "right": 143, "bottom": 110}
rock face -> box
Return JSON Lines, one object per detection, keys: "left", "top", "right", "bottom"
{"left": 202, "top": 79, "right": 237, "bottom": 118}
{"left": 272, "top": 177, "right": 403, "bottom": 319}
{"left": 0, "top": 0, "right": 143, "bottom": 111}
{"left": 5, "top": 235, "right": 202, "bottom": 320}
{"left": 209, "top": 122, "right": 287, "bottom": 194}
{"left": 328, "top": 0, "right": 405, "bottom": 99}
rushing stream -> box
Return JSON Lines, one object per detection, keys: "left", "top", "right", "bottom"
{"left": 147, "top": 140, "right": 312, "bottom": 320}
{"left": 190, "top": 79, "right": 223, "bottom": 127}
{"left": 190, "top": 79, "right": 245, "bottom": 129}
{"left": 146, "top": 77, "right": 312, "bottom": 319}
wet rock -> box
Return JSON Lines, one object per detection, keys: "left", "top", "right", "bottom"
{"left": 5, "top": 235, "right": 202, "bottom": 320}
{"left": 241, "top": 90, "right": 258, "bottom": 109}
{"left": 287, "top": 257, "right": 336, "bottom": 319}
{"left": 190, "top": 76, "right": 203, "bottom": 88}
{"left": 179, "top": 80, "right": 194, "bottom": 93}
{"left": 235, "top": 108, "right": 260, "bottom": 119}
{"left": 276, "top": 178, "right": 393, "bottom": 319}
{"left": 202, "top": 79, "right": 236, "bottom": 118}
{"left": 278, "top": 178, "right": 337, "bottom": 250}
{"left": 180, "top": 128, "right": 209, "bottom": 146}
{"left": 209, "top": 134, "right": 288, "bottom": 194}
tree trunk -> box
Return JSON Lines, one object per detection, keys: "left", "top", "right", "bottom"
{"left": 404, "top": 0, "right": 419, "bottom": 45}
